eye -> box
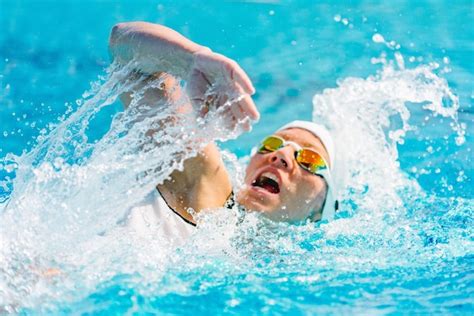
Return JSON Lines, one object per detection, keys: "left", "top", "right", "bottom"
{"left": 299, "top": 161, "right": 311, "bottom": 168}
{"left": 258, "top": 145, "right": 274, "bottom": 154}
{"left": 299, "top": 161, "right": 313, "bottom": 172}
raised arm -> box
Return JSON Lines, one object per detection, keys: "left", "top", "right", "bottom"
{"left": 109, "top": 22, "right": 206, "bottom": 78}
{"left": 108, "top": 22, "right": 258, "bottom": 222}
{"left": 109, "top": 21, "right": 258, "bottom": 120}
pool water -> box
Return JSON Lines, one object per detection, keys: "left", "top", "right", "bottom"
{"left": 1, "top": 1, "right": 473, "bottom": 314}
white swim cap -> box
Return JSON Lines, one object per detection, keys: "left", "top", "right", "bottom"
{"left": 278, "top": 120, "right": 335, "bottom": 169}
{"left": 277, "top": 120, "right": 338, "bottom": 221}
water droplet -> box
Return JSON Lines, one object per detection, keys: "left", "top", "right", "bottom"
{"left": 394, "top": 52, "right": 405, "bottom": 69}
{"left": 269, "top": 10, "right": 275, "bottom": 16}
{"left": 4, "top": 163, "right": 17, "bottom": 173}
{"left": 455, "top": 136, "right": 465, "bottom": 146}
{"left": 372, "top": 33, "right": 384, "bottom": 43}
{"left": 456, "top": 171, "right": 465, "bottom": 182}
{"left": 227, "top": 299, "right": 240, "bottom": 307}
{"left": 53, "top": 157, "right": 64, "bottom": 169}
{"left": 334, "top": 14, "right": 341, "bottom": 22}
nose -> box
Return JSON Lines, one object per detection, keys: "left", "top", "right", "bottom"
{"left": 269, "top": 146, "right": 295, "bottom": 170}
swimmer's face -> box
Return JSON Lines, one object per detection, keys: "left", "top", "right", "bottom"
{"left": 237, "top": 128, "right": 329, "bottom": 222}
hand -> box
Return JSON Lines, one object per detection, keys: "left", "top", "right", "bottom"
{"left": 186, "top": 49, "right": 259, "bottom": 126}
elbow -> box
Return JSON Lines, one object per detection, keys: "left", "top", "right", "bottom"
{"left": 108, "top": 21, "right": 157, "bottom": 63}
{"left": 109, "top": 22, "right": 149, "bottom": 46}
{"left": 112, "top": 22, "right": 128, "bottom": 34}
{"left": 109, "top": 23, "right": 127, "bottom": 47}
{"left": 108, "top": 23, "right": 132, "bottom": 62}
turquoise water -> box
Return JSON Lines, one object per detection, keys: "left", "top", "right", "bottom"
{"left": 1, "top": 1, "right": 473, "bottom": 314}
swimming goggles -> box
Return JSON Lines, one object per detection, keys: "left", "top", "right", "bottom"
{"left": 257, "top": 135, "right": 329, "bottom": 176}
{"left": 256, "top": 135, "right": 339, "bottom": 220}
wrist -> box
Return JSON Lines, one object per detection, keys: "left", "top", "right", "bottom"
{"left": 183, "top": 46, "right": 212, "bottom": 77}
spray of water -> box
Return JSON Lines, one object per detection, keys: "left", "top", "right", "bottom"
{"left": 0, "top": 53, "right": 471, "bottom": 313}
{"left": 0, "top": 61, "right": 251, "bottom": 311}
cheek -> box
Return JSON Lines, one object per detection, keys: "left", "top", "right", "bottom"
{"left": 244, "top": 164, "right": 254, "bottom": 183}
{"left": 284, "top": 176, "right": 321, "bottom": 204}
{"left": 244, "top": 156, "right": 262, "bottom": 181}
{"left": 276, "top": 178, "right": 321, "bottom": 221}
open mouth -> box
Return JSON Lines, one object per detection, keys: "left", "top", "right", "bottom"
{"left": 251, "top": 172, "right": 280, "bottom": 194}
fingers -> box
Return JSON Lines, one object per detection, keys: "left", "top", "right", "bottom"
{"left": 188, "top": 55, "right": 259, "bottom": 123}
{"left": 208, "top": 52, "right": 255, "bottom": 95}
{"left": 212, "top": 92, "right": 259, "bottom": 123}
{"left": 227, "top": 61, "right": 255, "bottom": 95}
{"left": 228, "top": 106, "right": 251, "bottom": 132}
{"left": 237, "top": 94, "right": 260, "bottom": 121}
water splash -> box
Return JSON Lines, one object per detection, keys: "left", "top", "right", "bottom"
{"left": 0, "top": 61, "right": 252, "bottom": 311}
{"left": 0, "top": 55, "right": 471, "bottom": 313}
{"left": 313, "top": 61, "right": 465, "bottom": 204}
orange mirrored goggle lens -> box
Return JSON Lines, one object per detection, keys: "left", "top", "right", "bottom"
{"left": 296, "top": 149, "right": 327, "bottom": 174}
{"left": 257, "top": 136, "right": 328, "bottom": 174}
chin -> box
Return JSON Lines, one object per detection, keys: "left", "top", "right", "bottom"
{"left": 239, "top": 198, "right": 272, "bottom": 213}
{"left": 237, "top": 199, "right": 307, "bottom": 223}
{"left": 237, "top": 189, "right": 276, "bottom": 213}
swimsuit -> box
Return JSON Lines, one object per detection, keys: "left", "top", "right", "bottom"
{"left": 126, "top": 189, "right": 235, "bottom": 244}
{"left": 126, "top": 189, "right": 195, "bottom": 245}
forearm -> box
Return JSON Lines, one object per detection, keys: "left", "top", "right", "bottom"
{"left": 158, "top": 142, "right": 232, "bottom": 212}
{"left": 109, "top": 21, "right": 208, "bottom": 78}
{"left": 161, "top": 143, "right": 225, "bottom": 189}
